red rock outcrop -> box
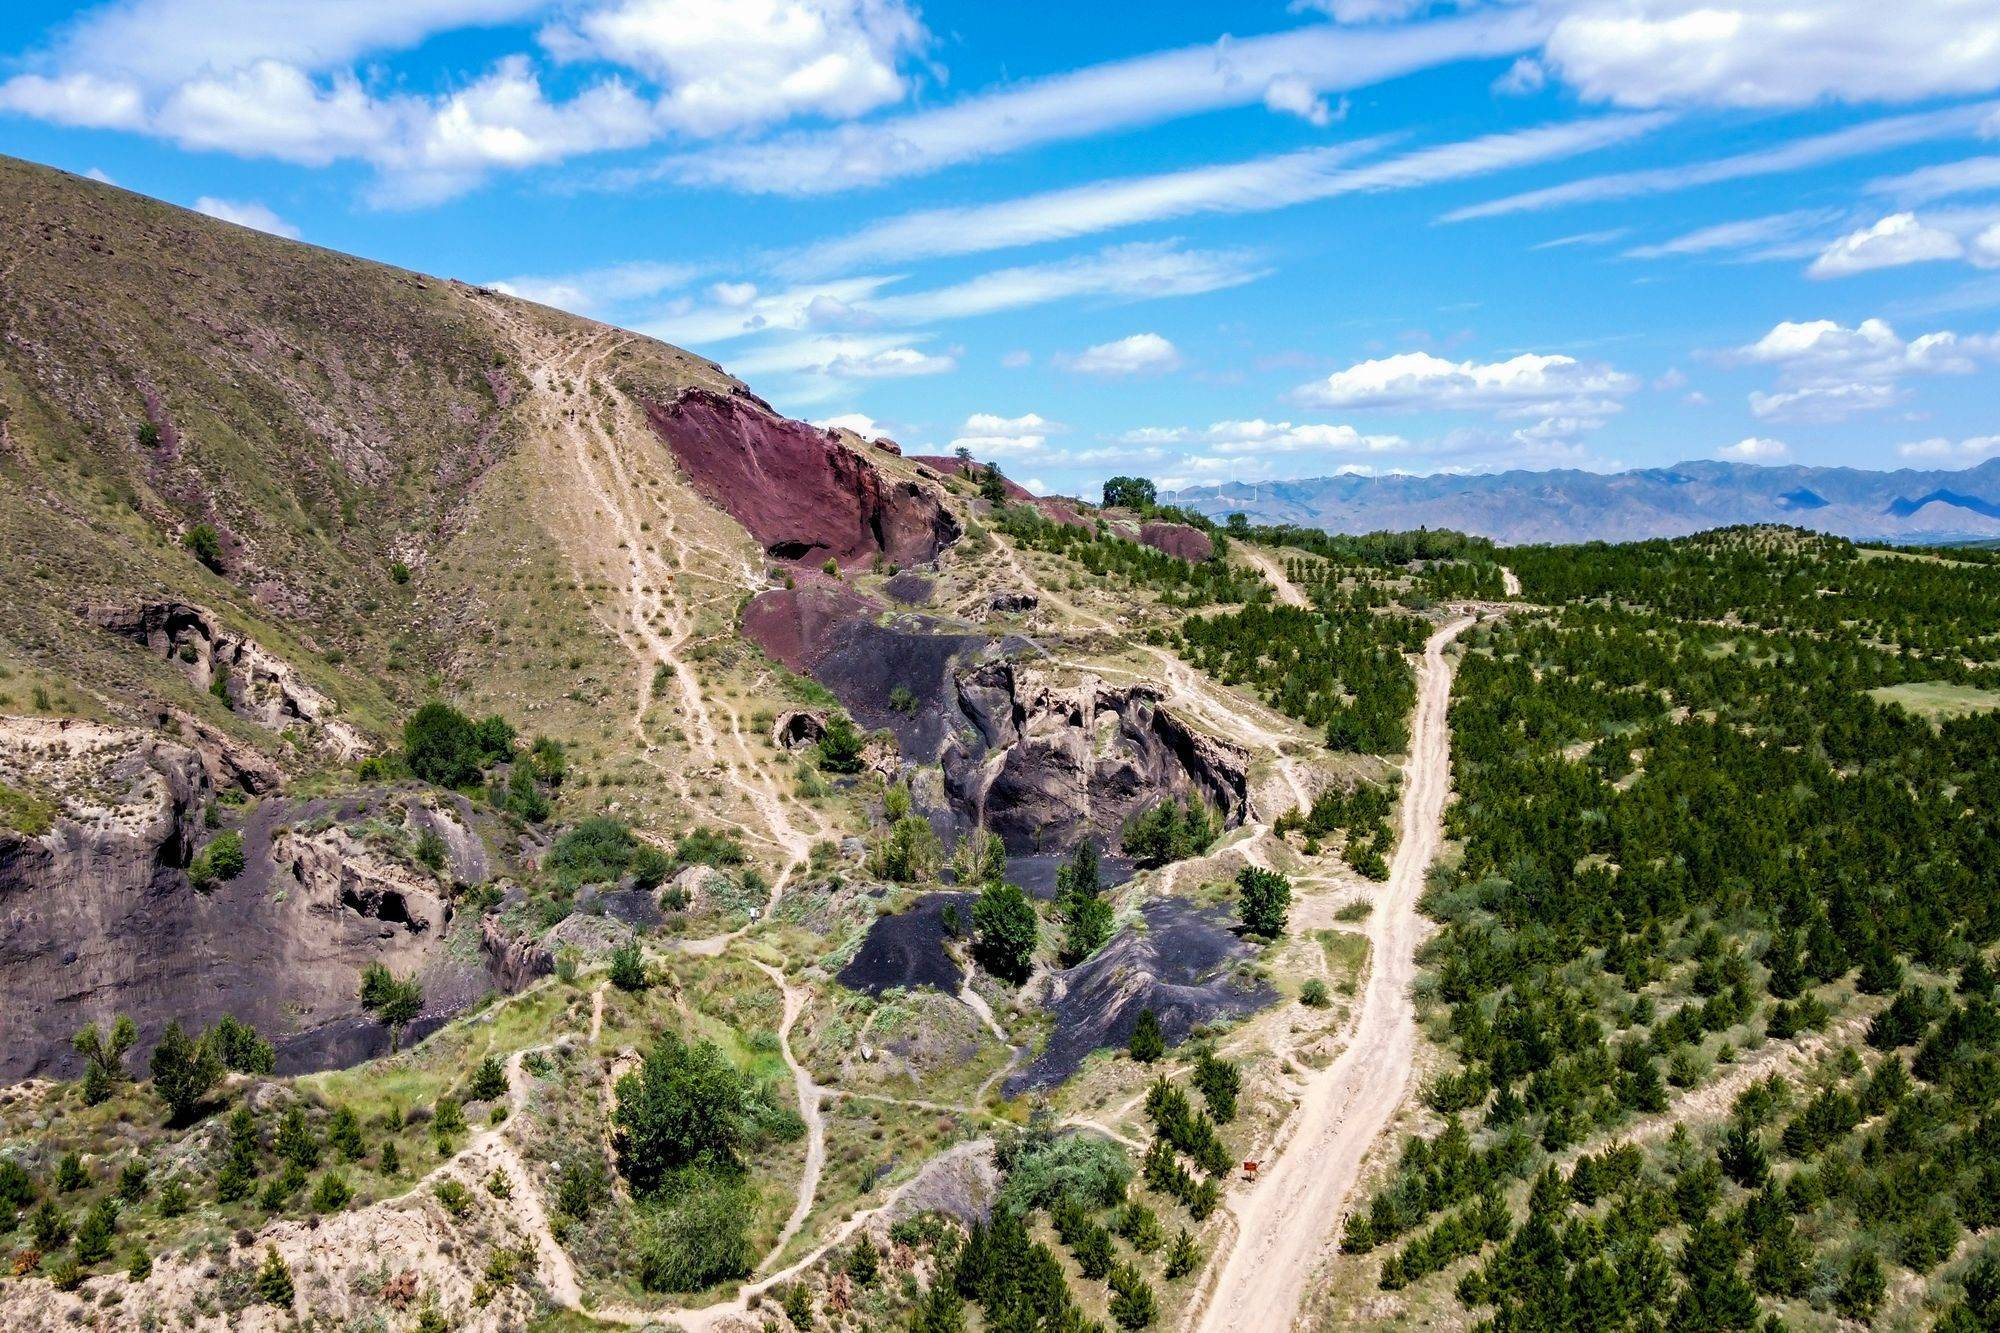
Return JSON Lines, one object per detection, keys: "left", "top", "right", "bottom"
{"left": 912, "top": 454, "right": 1041, "bottom": 504}
{"left": 739, "top": 580, "right": 885, "bottom": 674}
{"left": 644, "top": 390, "right": 958, "bottom": 568}
{"left": 1137, "top": 521, "right": 1214, "bottom": 562}
{"left": 913, "top": 455, "right": 1095, "bottom": 529}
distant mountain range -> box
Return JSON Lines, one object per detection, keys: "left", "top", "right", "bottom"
{"left": 1163, "top": 458, "right": 2000, "bottom": 545}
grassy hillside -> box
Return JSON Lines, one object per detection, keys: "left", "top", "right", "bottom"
{"left": 0, "top": 154, "right": 732, "bottom": 764}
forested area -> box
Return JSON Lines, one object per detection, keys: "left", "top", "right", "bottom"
{"left": 1355, "top": 529, "right": 2000, "bottom": 1330}
{"left": 1506, "top": 527, "right": 2000, "bottom": 664}
{"left": 1175, "top": 602, "right": 1424, "bottom": 754}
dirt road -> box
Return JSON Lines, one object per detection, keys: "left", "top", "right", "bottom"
{"left": 1193, "top": 615, "right": 1473, "bottom": 1333}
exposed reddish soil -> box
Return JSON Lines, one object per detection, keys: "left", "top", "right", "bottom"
{"left": 1137, "top": 520, "right": 1214, "bottom": 561}
{"left": 911, "top": 454, "right": 1041, "bottom": 504}
{"left": 739, "top": 579, "right": 886, "bottom": 674}
{"left": 912, "top": 455, "right": 1094, "bottom": 528}
{"left": 645, "top": 389, "right": 959, "bottom": 568}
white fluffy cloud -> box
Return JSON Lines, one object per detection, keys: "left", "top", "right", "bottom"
{"left": 1897, "top": 435, "right": 2000, "bottom": 461}
{"left": 1262, "top": 75, "right": 1340, "bottom": 127}
{"left": 1808, "top": 213, "right": 1969, "bottom": 278}
{"left": 1542, "top": 0, "right": 2000, "bottom": 109}
{"left": 0, "top": 0, "right": 927, "bottom": 203}
{"left": 1732, "top": 317, "right": 2000, "bottom": 421}
{"left": 1807, "top": 209, "right": 2000, "bottom": 278}
{"left": 1057, "top": 333, "right": 1183, "bottom": 377}
{"left": 948, "top": 412, "right": 1061, "bottom": 459}
{"left": 1716, "top": 436, "right": 1789, "bottom": 461}
{"left": 192, "top": 196, "right": 301, "bottom": 238}
{"left": 1294, "top": 349, "right": 1638, "bottom": 417}
{"left": 812, "top": 411, "right": 890, "bottom": 440}
{"left": 540, "top": 0, "right": 924, "bottom": 136}
{"left": 824, "top": 345, "right": 954, "bottom": 378}
{"left": 1200, "top": 419, "right": 1407, "bottom": 455}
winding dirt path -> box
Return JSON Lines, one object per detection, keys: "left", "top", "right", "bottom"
{"left": 1192, "top": 616, "right": 1472, "bottom": 1333}
{"left": 1500, "top": 565, "right": 1522, "bottom": 597}
{"left": 751, "top": 960, "right": 828, "bottom": 1267}
{"left": 1239, "top": 543, "right": 1310, "bottom": 609}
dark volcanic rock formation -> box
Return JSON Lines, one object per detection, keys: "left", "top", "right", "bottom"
{"left": 837, "top": 891, "right": 975, "bottom": 997}
{"left": 646, "top": 389, "right": 959, "bottom": 568}
{"left": 1011, "top": 898, "right": 1276, "bottom": 1092}
{"left": 944, "top": 662, "right": 1249, "bottom": 854}
{"left": 742, "top": 582, "right": 1002, "bottom": 761}
{"left": 744, "top": 587, "right": 1247, "bottom": 854}
{"left": 0, "top": 717, "right": 508, "bottom": 1080}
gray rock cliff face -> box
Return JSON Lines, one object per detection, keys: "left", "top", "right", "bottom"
{"left": 0, "top": 717, "right": 510, "bottom": 1080}
{"left": 87, "top": 600, "right": 368, "bottom": 760}
{"left": 942, "top": 662, "right": 1248, "bottom": 854}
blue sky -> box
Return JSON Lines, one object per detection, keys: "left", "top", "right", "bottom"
{"left": 5, "top": 0, "right": 2000, "bottom": 498}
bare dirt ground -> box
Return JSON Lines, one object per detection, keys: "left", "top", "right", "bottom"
{"left": 1190, "top": 616, "right": 1473, "bottom": 1333}
{"left": 1238, "top": 543, "right": 1310, "bottom": 609}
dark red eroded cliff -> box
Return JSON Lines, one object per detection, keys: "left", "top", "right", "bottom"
{"left": 645, "top": 390, "right": 958, "bottom": 568}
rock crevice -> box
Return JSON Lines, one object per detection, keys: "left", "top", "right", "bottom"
{"left": 943, "top": 662, "right": 1249, "bottom": 855}
{"left": 88, "top": 601, "right": 367, "bottom": 761}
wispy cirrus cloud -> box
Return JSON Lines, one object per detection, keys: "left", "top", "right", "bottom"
{"left": 1624, "top": 209, "right": 1846, "bottom": 262}
{"left": 488, "top": 259, "right": 700, "bottom": 314}
{"left": 1448, "top": 100, "right": 2000, "bottom": 221}
{"left": 654, "top": 8, "right": 1548, "bottom": 195}
{"left": 789, "top": 114, "right": 1663, "bottom": 274}
{"left": 1870, "top": 155, "right": 2000, "bottom": 206}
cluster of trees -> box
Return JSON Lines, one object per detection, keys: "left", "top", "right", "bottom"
{"left": 391, "top": 703, "right": 564, "bottom": 824}
{"left": 1055, "top": 839, "right": 1114, "bottom": 965}
{"left": 4, "top": 1077, "right": 404, "bottom": 1289}
{"left": 1505, "top": 526, "right": 2000, "bottom": 665}
{"left": 612, "top": 1032, "right": 803, "bottom": 1293}
{"left": 1120, "top": 798, "right": 1218, "bottom": 868}
{"left": 1236, "top": 866, "right": 1291, "bottom": 938}
{"left": 1277, "top": 778, "right": 1396, "bottom": 878}
{"left": 910, "top": 1131, "right": 1203, "bottom": 1331}
{"left": 1175, "top": 602, "right": 1422, "bottom": 753}
{"left": 1225, "top": 522, "right": 1507, "bottom": 604}
{"left": 146, "top": 1014, "right": 279, "bottom": 1123}
{"left": 358, "top": 963, "right": 425, "bottom": 1054}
